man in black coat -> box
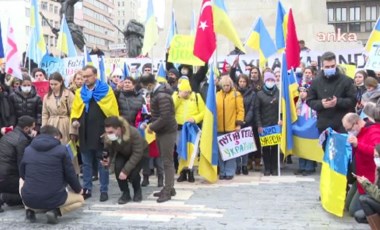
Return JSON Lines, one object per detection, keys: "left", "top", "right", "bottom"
{"left": 306, "top": 51, "right": 356, "bottom": 134}
{"left": 0, "top": 116, "right": 35, "bottom": 212}
{"left": 20, "top": 126, "right": 84, "bottom": 224}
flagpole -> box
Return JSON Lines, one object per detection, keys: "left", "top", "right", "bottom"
{"left": 278, "top": 65, "right": 282, "bottom": 177}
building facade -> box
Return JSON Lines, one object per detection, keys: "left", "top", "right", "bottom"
{"left": 326, "top": 0, "right": 380, "bottom": 44}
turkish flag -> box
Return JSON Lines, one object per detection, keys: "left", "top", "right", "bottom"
{"left": 193, "top": 0, "right": 216, "bottom": 63}
{"left": 285, "top": 9, "right": 300, "bottom": 70}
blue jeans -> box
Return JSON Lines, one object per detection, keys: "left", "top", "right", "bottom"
{"left": 81, "top": 150, "right": 109, "bottom": 193}
{"left": 236, "top": 154, "right": 248, "bottom": 169}
{"left": 299, "top": 158, "right": 315, "bottom": 171}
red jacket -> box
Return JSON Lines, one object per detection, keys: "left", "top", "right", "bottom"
{"left": 355, "top": 123, "right": 380, "bottom": 194}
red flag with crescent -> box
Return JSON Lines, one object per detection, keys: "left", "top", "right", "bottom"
{"left": 193, "top": 0, "right": 216, "bottom": 63}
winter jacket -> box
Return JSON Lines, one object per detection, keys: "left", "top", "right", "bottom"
{"left": 115, "top": 90, "right": 144, "bottom": 125}
{"left": 362, "top": 85, "right": 380, "bottom": 104}
{"left": 149, "top": 83, "right": 178, "bottom": 134}
{"left": 254, "top": 86, "right": 280, "bottom": 128}
{"left": 216, "top": 89, "right": 245, "bottom": 133}
{"left": 20, "top": 134, "right": 82, "bottom": 210}
{"left": 104, "top": 117, "right": 148, "bottom": 175}
{"left": 306, "top": 70, "right": 356, "bottom": 133}
{"left": 238, "top": 87, "right": 256, "bottom": 126}
{"left": 173, "top": 91, "right": 205, "bottom": 127}
{"left": 9, "top": 87, "right": 42, "bottom": 129}
{"left": 361, "top": 171, "right": 380, "bottom": 202}
{"left": 354, "top": 123, "right": 380, "bottom": 194}
{"left": 0, "top": 127, "right": 31, "bottom": 180}
{"left": 0, "top": 92, "right": 13, "bottom": 127}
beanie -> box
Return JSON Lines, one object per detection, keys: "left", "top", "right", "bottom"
{"left": 178, "top": 76, "right": 192, "bottom": 92}
{"left": 264, "top": 72, "right": 276, "bottom": 82}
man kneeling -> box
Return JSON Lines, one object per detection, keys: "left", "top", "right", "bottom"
{"left": 102, "top": 116, "right": 148, "bottom": 204}
{"left": 19, "top": 125, "right": 84, "bottom": 224}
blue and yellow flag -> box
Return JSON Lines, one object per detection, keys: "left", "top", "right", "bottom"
{"left": 28, "top": 0, "right": 47, "bottom": 65}
{"left": 246, "top": 17, "right": 277, "bottom": 67}
{"left": 66, "top": 140, "right": 78, "bottom": 160}
{"left": 141, "top": 0, "right": 158, "bottom": 55}
{"left": 320, "top": 128, "right": 352, "bottom": 217}
{"left": 57, "top": 14, "right": 77, "bottom": 57}
{"left": 0, "top": 20, "right": 4, "bottom": 59}
{"left": 178, "top": 122, "right": 202, "bottom": 172}
{"left": 275, "top": 1, "right": 288, "bottom": 51}
{"left": 99, "top": 56, "right": 106, "bottom": 83}
{"left": 280, "top": 53, "right": 299, "bottom": 156}
{"left": 199, "top": 67, "right": 218, "bottom": 183}
{"left": 83, "top": 46, "right": 93, "bottom": 67}
{"left": 365, "top": 16, "right": 380, "bottom": 52}
{"left": 213, "top": 0, "right": 245, "bottom": 52}
{"left": 156, "top": 63, "right": 167, "bottom": 83}
{"left": 123, "top": 62, "right": 129, "bottom": 80}
{"left": 166, "top": 9, "right": 177, "bottom": 49}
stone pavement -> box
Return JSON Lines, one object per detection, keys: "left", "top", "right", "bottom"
{"left": 0, "top": 163, "right": 370, "bottom": 230}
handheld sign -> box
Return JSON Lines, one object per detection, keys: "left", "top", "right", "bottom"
{"left": 217, "top": 127, "right": 257, "bottom": 161}
{"left": 259, "top": 125, "right": 281, "bottom": 147}
{"left": 365, "top": 42, "right": 380, "bottom": 72}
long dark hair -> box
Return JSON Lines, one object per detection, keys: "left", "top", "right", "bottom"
{"left": 47, "top": 72, "right": 66, "bottom": 98}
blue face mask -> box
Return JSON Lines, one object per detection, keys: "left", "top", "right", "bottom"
{"left": 323, "top": 68, "right": 336, "bottom": 78}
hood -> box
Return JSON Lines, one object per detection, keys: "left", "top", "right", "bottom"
{"left": 15, "top": 85, "right": 38, "bottom": 99}
{"left": 29, "top": 134, "right": 61, "bottom": 152}
{"left": 178, "top": 64, "right": 193, "bottom": 77}
{"left": 168, "top": 68, "right": 180, "bottom": 79}
{"left": 104, "top": 116, "right": 131, "bottom": 146}
{"left": 156, "top": 83, "right": 174, "bottom": 95}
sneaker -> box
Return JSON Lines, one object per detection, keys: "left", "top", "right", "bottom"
{"left": 46, "top": 209, "right": 60, "bottom": 225}
{"left": 82, "top": 188, "right": 92, "bottom": 200}
{"left": 118, "top": 191, "right": 131, "bottom": 204}
{"left": 99, "top": 192, "right": 108, "bottom": 202}
{"left": 26, "top": 209, "right": 36, "bottom": 223}
{"left": 153, "top": 188, "right": 176, "bottom": 197}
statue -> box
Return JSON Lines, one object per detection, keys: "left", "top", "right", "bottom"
{"left": 123, "top": 20, "right": 145, "bottom": 58}
{"left": 40, "top": 0, "right": 85, "bottom": 51}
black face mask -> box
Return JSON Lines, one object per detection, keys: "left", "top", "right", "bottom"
{"left": 168, "top": 78, "right": 177, "bottom": 85}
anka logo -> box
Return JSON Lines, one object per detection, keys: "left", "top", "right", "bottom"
{"left": 316, "top": 28, "right": 358, "bottom": 42}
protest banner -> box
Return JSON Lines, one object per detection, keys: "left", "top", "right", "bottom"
{"left": 217, "top": 127, "right": 257, "bottom": 161}
{"left": 33, "top": 81, "right": 49, "bottom": 100}
{"left": 63, "top": 56, "right": 83, "bottom": 86}
{"left": 40, "top": 55, "right": 64, "bottom": 78}
{"left": 365, "top": 42, "right": 380, "bottom": 72}
{"left": 168, "top": 35, "right": 205, "bottom": 66}
{"left": 259, "top": 125, "right": 281, "bottom": 147}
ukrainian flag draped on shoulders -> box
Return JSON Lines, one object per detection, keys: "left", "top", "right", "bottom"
{"left": 320, "top": 128, "right": 352, "bottom": 217}
{"left": 71, "top": 79, "right": 119, "bottom": 121}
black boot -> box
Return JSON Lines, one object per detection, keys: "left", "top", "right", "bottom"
{"left": 118, "top": 191, "right": 132, "bottom": 204}
{"left": 0, "top": 194, "right": 4, "bottom": 213}
{"left": 177, "top": 169, "right": 188, "bottom": 182}
{"left": 236, "top": 167, "right": 241, "bottom": 175}
{"left": 187, "top": 170, "right": 195, "bottom": 183}
{"left": 153, "top": 188, "right": 176, "bottom": 197}
{"left": 133, "top": 188, "right": 142, "bottom": 202}
{"left": 141, "top": 175, "right": 150, "bottom": 187}
{"left": 242, "top": 166, "right": 248, "bottom": 175}
{"left": 26, "top": 209, "right": 36, "bottom": 223}
{"left": 46, "top": 208, "right": 61, "bottom": 224}
{"left": 157, "top": 189, "right": 172, "bottom": 203}
{"left": 157, "top": 174, "right": 164, "bottom": 187}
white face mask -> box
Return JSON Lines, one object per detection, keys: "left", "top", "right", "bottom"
{"left": 265, "top": 82, "right": 275, "bottom": 89}
{"left": 374, "top": 157, "right": 380, "bottom": 167}
{"left": 21, "top": 86, "right": 31, "bottom": 93}
{"left": 348, "top": 130, "right": 359, "bottom": 137}
{"left": 107, "top": 133, "right": 118, "bottom": 141}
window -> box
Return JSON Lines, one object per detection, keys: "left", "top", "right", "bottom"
{"left": 349, "top": 22, "right": 361, "bottom": 32}
{"left": 49, "top": 4, "right": 53, "bottom": 12}
{"left": 335, "top": 8, "right": 347, "bottom": 22}
{"left": 42, "top": 19, "right": 48, "bottom": 27}
{"left": 43, "top": 35, "right": 49, "bottom": 45}
{"left": 54, "top": 6, "right": 58, "bottom": 14}
{"left": 350, "top": 7, "right": 360, "bottom": 21}
{"left": 55, "top": 21, "right": 59, "bottom": 28}
{"left": 25, "top": 8, "right": 30, "bottom": 17}
{"left": 335, "top": 23, "right": 348, "bottom": 33}
{"left": 366, "top": 6, "right": 378, "bottom": 31}
{"left": 328, "top": 8, "right": 334, "bottom": 22}
{"left": 41, "top": 2, "right": 48, "bottom": 10}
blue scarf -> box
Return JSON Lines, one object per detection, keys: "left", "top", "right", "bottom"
{"left": 80, "top": 80, "right": 109, "bottom": 113}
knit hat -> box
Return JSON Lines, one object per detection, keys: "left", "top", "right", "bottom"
{"left": 178, "top": 76, "right": 192, "bottom": 92}
{"left": 168, "top": 68, "right": 180, "bottom": 79}
{"left": 264, "top": 72, "right": 276, "bottom": 82}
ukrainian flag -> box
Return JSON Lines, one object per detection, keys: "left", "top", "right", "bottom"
{"left": 66, "top": 140, "right": 78, "bottom": 160}
{"left": 28, "top": 0, "right": 47, "bottom": 65}
{"left": 56, "top": 14, "right": 77, "bottom": 57}
{"left": 212, "top": 0, "right": 245, "bottom": 53}
{"left": 141, "top": 0, "right": 159, "bottom": 55}
{"left": 246, "top": 17, "right": 277, "bottom": 67}
{"left": 280, "top": 53, "right": 299, "bottom": 156}
{"left": 199, "top": 67, "right": 218, "bottom": 183}
{"left": 165, "top": 9, "right": 177, "bottom": 49}
{"left": 320, "top": 128, "right": 352, "bottom": 217}
{"left": 178, "top": 122, "right": 202, "bottom": 172}
{"left": 123, "top": 62, "right": 129, "bottom": 80}
{"left": 156, "top": 63, "right": 167, "bottom": 83}
{"left": 0, "top": 20, "right": 4, "bottom": 59}
{"left": 275, "top": 1, "right": 288, "bottom": 51}
{"left": 99, "top": 56, "right": 106, "bottom": 83}
{"left": 365, "top": 16, "right": 380, "bottom": 52}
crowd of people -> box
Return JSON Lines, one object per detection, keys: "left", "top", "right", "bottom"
{"left": 1, "top": 49, "right": 380, "bottom": 228}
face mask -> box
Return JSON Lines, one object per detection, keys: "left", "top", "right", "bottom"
{"left": 348, "top": 130, "right": 359, "bottom": 137}
{"left": 265, "top": 82, "right": 275, "bottom": 89}
{"left": 374, "top": 157, "right": 380, "bottom": 167}
{"left": 107, "top": 133, "right": 118, "bottom": 141}
{"left": 323, "top": 68, "right": 336, "bottom": 78}
{"left": 21, "top": 86, "right": 31, "bottom": 93}
{"left": 181, "top": 69, "right": 189, "bottom": 76}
